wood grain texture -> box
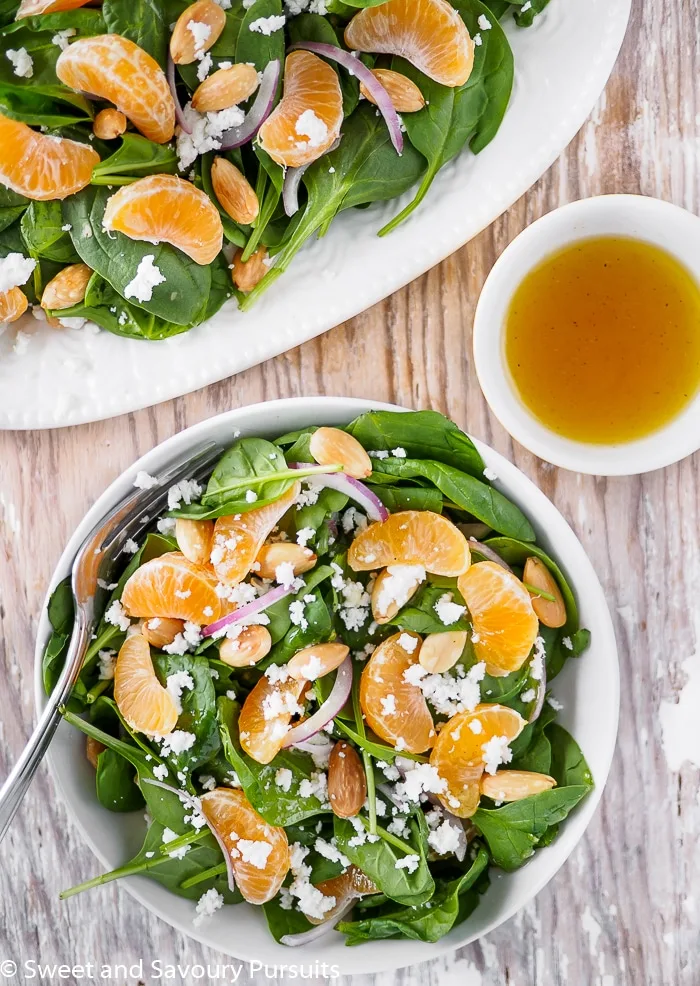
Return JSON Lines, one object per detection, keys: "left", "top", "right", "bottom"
{"left": 0, "top": 1, "right": 699, "bottom": 984}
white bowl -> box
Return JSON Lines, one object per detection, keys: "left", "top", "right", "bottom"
{"left": 34, "top": 397, "right": 619, "bottom": 975}
{"left": 473, "top": 195, "right": 700, "bottom": 475}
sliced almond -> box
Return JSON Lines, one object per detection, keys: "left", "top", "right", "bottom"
{"left": 480, "top": 769, "right": 556, "bottom": 802}
{"left": 219, "top": 625, "right": 272, "bottom": 667}
{"left": 141, "top": 616, "right": 186, "bottom": 649}
{"left": 287, "top": 642, "right": 349, "bottom": 681}
{"left": 309, "top": 427, "right": 372, "bottom": 479}
{"left": 175, "top": 518, "right": 215, "bottom": 567}
{"left": 419, "top": 630, "right": 468, "bottom": 673}
{"left": 360, "top": 68, "right": 426, "bottom": 113}
{"left": 41, "top": 263, "right": 92, "bottom": 311}
{"left": 231, "top": 246, "right": 268, "bottom": 293}
{"left": 192, "top": 62, "right": 259, "bottom": 112}
{"left": 523, "top": 557, "right": 566, "bottom": 628}
{"left": 93, "top": 108, "right": 127, "bottom": 140}
{"left": 211, "top": 156, "right": 259, "bottom": 225}
{"left": 86, "top": 735, "right": 105, "bottom": 769}
{"left": 170, "top": 0, "right": 227, "bottom": 65}
{"left": 254, "top": 542, "right": 317, "bottom": 581}
{"left": 327, "top": 740, "right": 367, "bottom": 818}
{"left": 371, "top": 565, "right": 424, "bottom": 624}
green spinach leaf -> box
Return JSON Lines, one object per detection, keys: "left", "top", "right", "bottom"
{"left": 21, "top": 200, "right": 79, "bottom": 263}
{"left": 103, "top": 0, "right": 168, "bottom": 66}
{"left": 153, "top": 652, "right": 221, "bottom": 775}
{"left": 91, "top": 134, "right": 179, "bottom": 184}
{"left": 95, "top": 748, "right": 146, "bottom": 813}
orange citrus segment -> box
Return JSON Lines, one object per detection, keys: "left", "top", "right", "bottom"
{"left": 56, "top": 35, "right": 175, "bottom": 144}
{"left": 114, "top": 632, "right": 179, "bottom": 737}
{"left": 200, "top": 787, "right": 290, "bottom": 904}
{"left": 239, "top": 673, "right": 306, "bottom": 764}
{"left": 102, "top": 175, "right": 223, "bottom": 265}
{"left": 430, "top": 703, "right": 526, "bottom": 817}
{"left": 0, "top": 112, "right": 98, "bottom": 201}
{"left": 306, "top": 865, "right": 377, "bottom": 924}
{"left": 360, "top": 631, "right": 435, "bottom": 753}
{"left": 258, "top": 50, "right": 343, "bottom": 169}
{"left": 121, "top": 551, "right": 222, "bottom": 624}
{"left": 211, "top": 483, "right": 300, "bottom": 586}
{"left": 16, "top": 0, "right": 91, "bottom": 16}
{"left": 0, "top": 287, "right": 28, "bottom": 323}
{"left": 458, "top": 561, "right": 539, "bottom": 676}
{"left": 344, "top": 0, "right": 474, "bottom": 88}
{"left": 348, "top": 511, "right": 470, "bottom": 577}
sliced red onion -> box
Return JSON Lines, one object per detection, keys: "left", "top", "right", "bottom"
{"left": 282, "top": 136, "right": 342, "bottom": 217}
{"left": 458, "top": 522, "right": 492, "bottom": 540}
{"left": 167, "top": 53, "right": 191, "bottom": 134}
{"left": 470, "top": 541, "right": 513, "bottom": 573}
{"left": 529, "top": 664, "right": 547, "bottom": 723}
{"left": 219, "top": 58, "right": 280, "bottom": 150}
{"left": 280, "top": 897, "right": 356, "bottom": 946}
{"left": 282, "top": 656, "right": 353, "bottom": 747}
{"left": 288, "top": 464, "right": 388, "bottom": 523}
{"left": 291, "top": 734, "right": 334, "bottom": 756}
{"left": 202, "top": 583, "right": 293, "bottom": 638}
{"left": 288, "top": 42, "right": 403, "bottom": 155}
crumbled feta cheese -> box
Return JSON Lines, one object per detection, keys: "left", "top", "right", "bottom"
{"left": 298, "top": 770, "right": 328, "bottom": 804}
{"left": 105, "top": 600, "right": 131, "bottom": 632}
{"left": 275, "top": 767, "right": 293, "bottom": 792}
{"left": 394, "top": 762, "right": 446, "bottom": 805}
{"left": 0, "top": 253, "right": 36, "bottom": 292}
{"left": 398, "top": 632, "right": 419, "bottom": 654}
{"left": 168, "top": 478, "right": 202, "bottom": 511}
{"left": 97, "top": 649, "right": 116, "bottom": 680}
{"left": 520, "top": 688, "right": 536, "bottom": 703}
{"left": 548, "top": 696, "right": 564, "bottom": 711}
{"left": 52, "top": 28, "right": 76, "bottom": 49}
{"left": 187, "top": 19, "right": 211, "bottom": 58}
{"left": 197, "top": 50, "right": 213, "bottom": 81}
{"left": 473, "top": 32, "right": 482, "bottom": 46}
{"left": 375, "top": 564, "right": 425, "bottom": 617}
{"left": 295, "top": 109, "right": 328, "bottom": 149}
{"left": 249, "top": 13, "right": 286, "bottom": 34}
{"left": 391, "top": 447, "right": 407, "bottom": 458}
{"left": 380, "top": 694, "right": 397, "bottom": 716}
{"left": 395, "top": 854, "right": 420, "bottom": 873}
{"left": 160, "top": 730, "right": 196, "bottom": 756}
{"left": 530, "top": 636, "right": 546, "bottom": 680}
{"left": 404, "top": 661, "right": 485, "bottom": 717}
{"left": 122, "top": 537, "right": 139, "bottom": 555}
{"left": 153, "top": 763, "right": 169, "bottom": 781}
{"left": 163, "top": 826, "right": 190, "bottom": 859}
{"left": 123, "top": 255, "right": 166, "bottom": 303}
{"left": 369, "top": 449, "right": 389, "bottom": 459}
{"left": 245, "top": 489, "right": 258, "bottom": 503}
{"left": 285, "top": 843, "right": 336, "bottom": 919}
{"left": 562, "top": 636, "right": 573, "bottom": 651}
{"left": 229, "top": 834, "right": 273, "bottom": 869}
{"left": 275, "top": 561, "right": 303, "bottom": 591}
{"left": 193, "top": 888, "right": 224, "bottom": 926}
{"left": 293, "top": 653, "right": 324, "bottom": 681}
{"left": 477, "top": 13, "right": 492, "bottom": 29}
{"left": 296, "top": 526, "right": 315, "bottom": 547}
{"left": 427, "top": 818, "right": 463, "bottom": 856}
{"left": 134, "top": 470, "right": 159, "bottom": 489}
{"left": 482, "top": 735, "right": 513, "bottom": 775}
{"left": 468, "top": 718, "right": 483, "bottom": 734}
{"left": 314, "top": 837, "right": 350, "bottom": 867}
{"left": 6, "top": 48, "right": 33, "bottom": 78}
{"left": 434, "top": 593, "right": 466, "bottom": 626}
{"left": 288, "top": 599, "right": 308, "bottom": 631}
{"left": 157, "top": 516, "right": 177, "bottom": 536}
{"left": 165, "top": 670, "right": 194, "bottom": 715}
{"left": 341, "top": 506, "right": 368, "bottom": 536}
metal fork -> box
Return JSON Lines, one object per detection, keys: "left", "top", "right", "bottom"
{"left": 0, "top": 440, "right": 223, "bottom": 844}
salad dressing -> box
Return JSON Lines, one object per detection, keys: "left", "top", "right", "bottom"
{"left": 504, "top": 236, "right": 700, "bottom": 444}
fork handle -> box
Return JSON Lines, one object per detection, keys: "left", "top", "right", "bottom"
{"left": 0, "top": 613, "right": 91, "bottom": 843}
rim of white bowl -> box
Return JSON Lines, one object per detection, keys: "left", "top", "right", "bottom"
{"left": 473, "top": 194, "right": 700, "bottom": 476}
{"left": 33, "top": 397, "right": 619, "bottom": 975}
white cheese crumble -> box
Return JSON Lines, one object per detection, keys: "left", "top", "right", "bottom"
{"left": 275, "top": 767, "right": 293, "bottom": 792}
{"left": 403, "top": 661, "right": 485, "bottom": 717}
{"left": 391, "top": 447, "right": 407, "bottom": 458}
{"left": 477, "top": 13, "right": 492, "bottom": 29}
{"left": 375, "top": 564, "right": 425, "bottom": 616}
{"left": 434, "top": 592, "right": 466, "bottom": 626}
{"left": 249, "top": 13, "right": 286, "bottom": 34}
{"left": 427, "top": 817, "right": 463, "bottom": 856}
{"left": 123, "top": 255, "right": 166, "bottom": 303}
{"left": 529, "top": 636, "right": 546, "bottom": 680}
{"left": 286, "top": 842, "right": 336, "bottom": 920}
{"left": 295, "top": 109, "right": 328, "bottom": 148}
{"left": 0, "top": 253, "right": 36, "bottom": 292}
{"left": 97, "top": 649, "right": 116, "bottom": 680}
{"left": 160, "top": 730, "right": 196, "bottom": 756}
{"left": 229, "top": 833, "right": 273, "bottom": 869}
{"left": 162, "top": 826, "right": 190, "bottom": 859}
{"left": 6, "top": 48, "right": 33, "bottom": 78}
{"left": 133, "top": 470, "right": 159, "bottom": 489}
{"left": 105, "top": 600, "right": 131, "bottom": 632}
{"left": 314, "top": 837, "right": 350, "bottom": 867}
{"left": 168, "top": 478, "right": 202, "bottom": 511}
{"left": 123, "top": 537, "right": 139, "bottom": 554}
{"left": 153, "top": 762, "right": 169, "bottom": 781}
{"left": 193, "top": 888, "right": 224, "bottom": 926}
{"left": 187, "top": 19, "right": 211, "bottom": 57}
{"left": 52, "top": 28, "right": 76, "bottom": 49}
{"left": 296, "top": 526, "right": 315, "bottom": 547}
{"left": 165, "top": 670, "right": 194, "bottom": 715}
{"left": 482, "top": 734, "right": 513, "bottom": 775}
{"left": 395, "top": 854, "right": 420, "bottom": 873}
{"left": 398, "top": 632, "right": 419, "bottom": 654}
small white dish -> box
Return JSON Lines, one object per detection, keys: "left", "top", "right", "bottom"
{"left": 473, "top": 194, "right": 700, "bottom": 475}
{"left": 34, "top": 397, "right": 619, "bottom": 975}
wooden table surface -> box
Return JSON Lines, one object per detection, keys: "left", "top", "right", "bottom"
{"left": 1, "top": 2, "right": 698, "bottom": 984}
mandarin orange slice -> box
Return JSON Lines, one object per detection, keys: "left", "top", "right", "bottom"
{"left": 114, "top": 632, "right": 179, "bottom": 737}
{"left": 309, "top": 427, "right": 372, "bottom": 479}
{"left": 56, "top": 35, "right": 175, "bottom": 144}
{"left": 430, "top": 703, "right": 526, "bottom": 817}
{"left": 16, "top": 0, "right": 91, "bottom": 16}
{"left": 238, "top": 673, "right": 306, "bottom": 764}
{"left": 121, "top": 551, "right": 222, "bottom": 624}
{"left": 359, "top": 631, "right": 435, "bottom": 754}
{"left": 258, "top": 50, "right": 343, "bottom": 169}
{"left": 0, "top": 113, "right": 98, "bottom": 201}
{"left": 102, "top": 175, "right": 223, "bottom": 265}
{"left": 175, "top": 518, "right": 215, "bottom": 567}
{"left": 458, "top": 561, "right": 539, "bottom": 676}
{"left": 480, "top": 769, "right": 556, "bottom": 802}
{"left": 211, "top": 483, "right": 300, "bottom": 586}
{"left": 200, "top": 787, "right": 290, "bottom": 904}
{"left": 306, "top": 865, "right": 377, "bottom": 924}
{"left": 0, "top": 287, "right": 28, "bottom": 324}
{"left": 344, "top": 0, "right": 474, "bottom": 88}
{"left": 348, "top": 511, "right": 470, "bottom": 577}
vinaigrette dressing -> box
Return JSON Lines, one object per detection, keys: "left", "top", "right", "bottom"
{"left": 504, "top": 236, "right": 700, "bottom": 444}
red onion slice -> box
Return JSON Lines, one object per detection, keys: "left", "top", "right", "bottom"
{"left": 529, "top": 663, "right": 547, "bottom": 723}
{"left": 167, "top": 53, "right": 192, "bottom": 134}
{"left": 288, "top": 464, "right": 389, "bottom": 523}
{"left": 280, "top": 897, "right": 356, "bottom": 946}
{"left": 219, "top": 58, "right": 280, "bottom": 150}
{"left": 469, "top": 540, "right": 513, "bottom": 573}
{"left": 202, "top": 584, "right": 294, "bottom": 638}
{"left": 282, "top": 656, "right": 353, "bottom": 747}
{"left": 282, "top": 136, "right": 342, "bottom": 217}
{"left": 288, "top": 42, "right": 403, "bottom": 155}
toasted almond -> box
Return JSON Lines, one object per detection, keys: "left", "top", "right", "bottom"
{"left": 480, "top": 769, "right": 556, "bottom": 802}
{"left": 141, "top": 616, "right": 186, "bottom": 649}
{"left": 419, "top": 630, "right": 468, "bottom": 673}
{"left": 192, "top": 62, "right": 259, "bottom": 112}
{"left": 309, "top": 427, "right": 372, "bottom": 479}
{"left": 175, "top": 518, "right": 215, "bottom": 567}
{"left": 327, "top": 741, "right": 367, "bottom": 818}
{"left": 231, "top": 246, "right": 268, "bottom": 293}
{"left": 93, "top": 108, "right": 127, "bottom": 140}
{"left": 0, "top": 286, "right": 28, "bottom": 324}
{"left": 360, "top": 69, "right": 426, "bottom": 113}
{"left": 41, "top": 263, "right": 92, "bottom": 311}
{"left": 523, "top": 557, "right": 567, "bottom": 628}
{"left": 371, "top": 565, "right": 425, "bottom": 624}
{"left": 211, "top": 156, "right": 259, "bottom": 225}
{"left": 254, "top": 542, "right": 317, "bottom": 581}
{"left": 86, "top": 735, "right": 105, "bottom": 769}
{"left": 287, "top": 642, "right": 350, "bottom": 681}
{"left": 170, "top": 0, "right": 227, "bottom": 64}
{"left": 219, "top": 625, "right": 272, "bottom": 667}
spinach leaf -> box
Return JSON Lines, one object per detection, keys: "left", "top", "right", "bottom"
{"left": 21, "top": 201, "right": 79, "bottom": 263}
{"left": 371, "top": 457, "right": 536, "bottom": 541}
{"left": 514, "top": 0, "right": 550, "bottom": 26}
{"left": 509, "top": 702, "right": 555, "bottom": 773}
{"left": 91, "top": 134, "right": 179, "bottom": 184}
{"left": 202, "top": 437, "right": 296, "bottom": 509}
{"left": 481, "top": 0, "right": 513, "bottom": 16}
{"left": 0, "top": 186, "right": 28, "bottom": 233}
{"left": 387, "top": 582, "right": 471, "bottom": 634}
{"left": 42, "top": 578, "right": 75, "bottom": 696}
{"left": 95, "top": 749, "right": 145, "bottom": 813}
{"left": 371, "top": 484, "right": 444, "bottom": 514}
{"left": 235, "top": 0, "right": 285, "bottom": 71}
{"left": 547, "top": 723, "right": 593, "bottom": 789}
{"left": 153, "top": 652, "right": 221, "bottom": 775}
{"left": 338, "top": 847, "right": 489, "bottom": 943}
{"left": 63, "top": 186, "right": 213, "bottom": 326}
{"left": 294, "top": 487, "right": 349, "bottom": 554}
{"left": 334, "top": 719, "right": 427, "bottom": 764}
{"left": 263, "top": 894, "right": 314, "bottom": 943}
{"left": 103, "top": 0, "right": 168, "bottom": 66}
{"left": 473, "top": 785, "right": 590, "bottom": 870}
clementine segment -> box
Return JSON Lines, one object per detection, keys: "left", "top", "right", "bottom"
{"left": 102, "top": 175, "right": 223, "bottom": 265}
{"left": 239, "top": 673, "right": 306, "bottom": 764}
{"left": 56, "top": 35, "right": 175, "bottom": 144}
{"left": 211, "top": 483, "right": 300, "bottom": 586}
{"left": 359, "top": 631, "right": 435, "bottom": 753}
{"left": 121, "top": 551, "right": 222, "bottom": 624}
{"left": 344, "top": 0, "right": 474, "bottom": 88}
{"left": 0, "top": 287, "right": 28, "bottom": 324}
{"left": 458, "top": 561, "right": 539, "bottom": 676}
{"left": 0, "top": 113, "right": 98, "bottom": 201}
{"left": 114, "top": 632, "right": 179, "bottom": 737}
{"left": 200, "top": 788, "right": 290, "bottom": 905}
{"left": 348, "top": 510, "right": 470, "bottom": 576}
{"left": 258, "top": 50, "right": 343, "bottom": 169}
